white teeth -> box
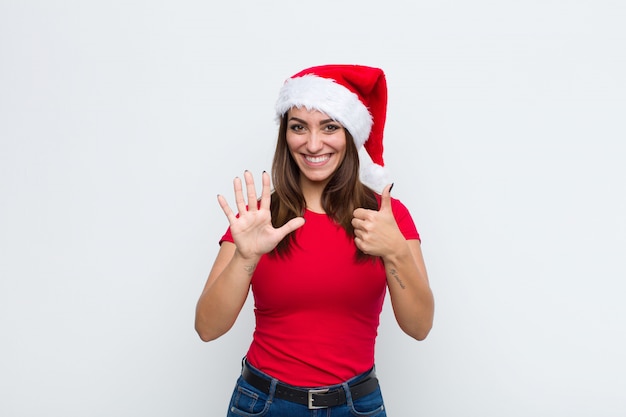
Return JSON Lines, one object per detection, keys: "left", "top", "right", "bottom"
{"left": 305, "top": 155, "right": 330, "bottom": 163}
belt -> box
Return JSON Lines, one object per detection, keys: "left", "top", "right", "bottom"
{"left": 241, "top": 361, "right": 379, "bottom": 410}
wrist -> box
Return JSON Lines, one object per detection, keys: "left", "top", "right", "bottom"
{"left": 233, "top": 249, "right": 261, "bottom": 272}
{"left": 381, "top": 240, "right": 412, "bottom": 265}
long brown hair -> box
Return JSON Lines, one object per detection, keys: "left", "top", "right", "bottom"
{"left": 270, "top": 113, "right": 378, "bottom": 258}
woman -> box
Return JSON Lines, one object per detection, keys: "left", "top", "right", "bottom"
{"left": 195, "top": 65, "right": 434, "bottom": 416}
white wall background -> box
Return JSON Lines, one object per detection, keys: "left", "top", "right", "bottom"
{"left": 1, "top": 1, "right": 624, "bottom": 416}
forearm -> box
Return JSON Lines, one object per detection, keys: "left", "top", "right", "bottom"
{"left": 384, "top": 240, "right": 434, "bottom": 340}
{"left": 195, "top": 247, "right": 259, "bottom": 342}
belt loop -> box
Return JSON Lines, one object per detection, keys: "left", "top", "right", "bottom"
{"left": 341, "top": 381, "right": 354, "bottom": 408}
{"left": 267, "top": 377, "right": 278, "bottom": 403}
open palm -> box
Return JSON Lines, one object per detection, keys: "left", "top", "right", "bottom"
{"left": 217, "top": 171, "right": 305, "bottom": 260}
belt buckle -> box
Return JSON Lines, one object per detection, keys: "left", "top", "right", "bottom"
{"left": 307, "top": 388, "right": 329, "bottom": 409}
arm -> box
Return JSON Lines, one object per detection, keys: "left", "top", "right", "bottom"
{"left": 194, "top": 171, "right": 304, "bottom": 342}
{"left": 382, "top": 239, "right": 434, "bottom": 340}
{"left": 352, "top": 185, "right": 434, "bottom": 340}
{"left": 194, "top": 242, "right": 259, "bottom": 342}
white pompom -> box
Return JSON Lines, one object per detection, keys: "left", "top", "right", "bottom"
{"left": 358, "top": 147, "right": 391, "bottom": 194}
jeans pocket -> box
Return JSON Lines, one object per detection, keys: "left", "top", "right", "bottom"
{"left": 227, "top": 377, "right": 270, "bottom": 417}
{"left": 349, "top": 386, "right": 386, "bottom": 416}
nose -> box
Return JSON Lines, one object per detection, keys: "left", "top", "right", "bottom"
{"left": 305, "top": 130, "right": 324, "bottom": 153}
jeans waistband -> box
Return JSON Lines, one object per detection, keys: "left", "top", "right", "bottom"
{"left": 241, "top": 359, "right": 379, "bottom": 410}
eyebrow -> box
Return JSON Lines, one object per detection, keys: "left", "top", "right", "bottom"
{"left": 288, "top": 117, "right": 337, "bottom": 125}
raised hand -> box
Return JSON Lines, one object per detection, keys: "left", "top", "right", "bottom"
{"left": 352, "top": 184, "right": 406, "bottom": 257}
{"left": 217, "top": 171, "right": 305, "bottom": 260}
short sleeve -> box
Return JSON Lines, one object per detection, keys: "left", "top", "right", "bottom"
{"left": 219, "top": 227, "right": 234, "bottom": 246}
{"left": 389, "top": 198, "right": 421, "bottom": 241}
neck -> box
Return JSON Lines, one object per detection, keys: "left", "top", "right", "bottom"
{"left": 300, "top": 178, "right": 328, "bottom": 214}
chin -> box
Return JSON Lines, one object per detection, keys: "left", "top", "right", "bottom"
{"left": 304, "top": 170, "right": 335, "bottom": 181}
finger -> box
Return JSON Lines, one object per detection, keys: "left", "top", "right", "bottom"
{"left": 259, "top": 171, "right": 271, "bottom": 211}
{"left": 243, "top": 170, "right": 259, "bottom": 211}
{"left": 380, "top": 183, "right": 393, "bottom": 211}
{"left": 233, "top": 176, "right": 247, "bottom": 215}
{"left": 352, "top": 208, "right": 369, "bottom": 220}
{"left": 354, "top": 236, "right": 368, "bottom": 254}
{"left": 217, "top": 194, "right": 237, "bottom": 224}
{"left": 351, "top": 217, "right": 366, "bottom": 231}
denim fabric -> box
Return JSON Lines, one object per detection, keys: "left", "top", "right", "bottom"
{"left": 226, "top": 361, "right": 386, "bottom": 417}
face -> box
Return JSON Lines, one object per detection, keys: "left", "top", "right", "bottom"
{"left": 285, "top": 107, "right": 347, "bottom": 188}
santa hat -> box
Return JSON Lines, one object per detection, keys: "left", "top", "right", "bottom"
{"left": 275, "top": 64, "right": 390, "bottom": 192}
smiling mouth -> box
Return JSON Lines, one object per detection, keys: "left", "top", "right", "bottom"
{"left": 304, "top": 154, "right": 331, "bottom": 163}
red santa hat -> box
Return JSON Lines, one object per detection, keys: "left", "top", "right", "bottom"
{"left": 275, "top": 64, "right": 390, "bottom": 192}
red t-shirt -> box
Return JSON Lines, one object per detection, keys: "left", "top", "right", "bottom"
{"left": 219, "top": 197, "right": 419, "bottom": 386}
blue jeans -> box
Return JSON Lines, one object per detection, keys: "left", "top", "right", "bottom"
{"left": 226, "top": 361, "right": 386, "bottom": 416}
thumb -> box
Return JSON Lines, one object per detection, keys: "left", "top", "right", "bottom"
{"left": 380, "top": 183, "right": 393, "bottom": 211}
{"left": 277, "top": 216, "right": 305, "bottom": 237}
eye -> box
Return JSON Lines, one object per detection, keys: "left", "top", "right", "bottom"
{"left": 288, "top": 123, "right": 305, "bottom": 133}
{"left": 323, "top": 124, "right": 342, "bottom": 133}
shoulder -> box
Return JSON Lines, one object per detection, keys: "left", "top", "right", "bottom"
{"left": 374, "top": 194, "right": 420, "bottom": 241}
{"left": 374, "top": 194, "right": 412, "bottom": 216}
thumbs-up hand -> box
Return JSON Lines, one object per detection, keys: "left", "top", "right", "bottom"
{"left": 352, "top": 184, "right": 406, "bottom": 257}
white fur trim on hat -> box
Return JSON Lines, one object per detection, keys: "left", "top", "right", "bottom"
{"left": 359, "top": 147, "right": 391, "bottom": 193}
{"left": 275, "top": 74, "right": 373, "bottom": 148}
